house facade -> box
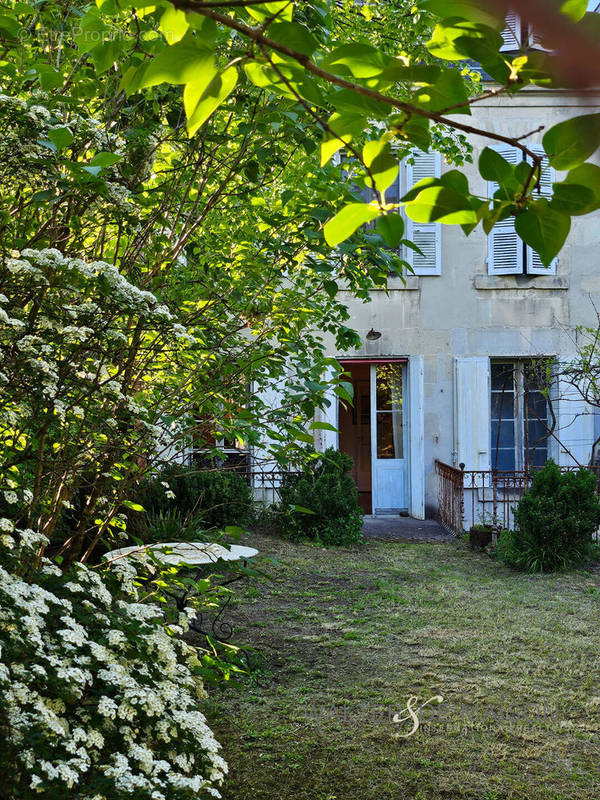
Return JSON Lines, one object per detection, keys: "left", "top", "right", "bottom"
{"left": 308, "top": 87, "right": 600, "bottom": 524}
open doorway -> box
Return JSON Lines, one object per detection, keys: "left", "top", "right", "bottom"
{"left": 339, "top": 363, "right": 372, "bottom": 513}
{"left": 338, "top": 360, "right": 408, "bottom": 515}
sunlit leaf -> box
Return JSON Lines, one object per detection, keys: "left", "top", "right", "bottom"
{"left": 185, "top": 66, "right": 238, "bottom": 137}
{"left": 542, "top": 113, "right": 600, "bottom": 170}
{"left": 324, "top": 203, "right": 381, "bottom": 246}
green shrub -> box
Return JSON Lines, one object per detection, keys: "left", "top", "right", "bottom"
{"left": 278, "top": 448, "right": 363, "bottom": 546}
{"left": 138, "top": 464, "right": 253, "bottom": 531}
{"left": 497, "top": 459, "right": 600, "bottom": 572}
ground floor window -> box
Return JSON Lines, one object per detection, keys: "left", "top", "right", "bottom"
{"left": 490, "top": 360, "right": 550, "bottom": 471}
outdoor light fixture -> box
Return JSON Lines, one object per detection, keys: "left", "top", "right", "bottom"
{"left": 366, "top": 328, "right": 382, "bottom": 341}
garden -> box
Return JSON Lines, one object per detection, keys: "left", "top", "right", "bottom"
{"left": 3, "top": 1, "right": 600, "bottom": 799}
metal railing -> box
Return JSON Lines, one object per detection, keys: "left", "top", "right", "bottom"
{"left": 435, "top": 460, "right": 465, "bottom": 536}
{"left": 436, "top": 460, "right": 600, "bottom": 535}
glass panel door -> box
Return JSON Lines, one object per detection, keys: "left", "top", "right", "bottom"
{"left": 371, "top": 363, "right": 408, "bottom": 512}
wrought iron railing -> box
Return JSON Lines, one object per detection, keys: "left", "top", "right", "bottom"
{"left": 435, "top": 460, "right": 465, "bottom": 536}
{"left": 436, "top": 460, "right": 600, "bottom": 536}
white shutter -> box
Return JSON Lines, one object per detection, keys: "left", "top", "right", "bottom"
{"left": 526, "top": 145, "right": 557, "bottom": 274}
{"left": 500, "top": 11, "right": 521, "bottom": 50}
{"left": 408, "top": 355, "right": 425, "bottom": 519}
{"left": 314, "top": 366, "right": 339, "bottom": 452}
{"left": 488, "top": 144, "right": 522, "bottom": 275}
{"left": 454, "top": 357, "right": 491, "bottom": 473}
{"left": 405, "top": 151, "right": 442, "bottom": 275}
{"left": 556, "top": 373, "right": 595, "bottom": 467}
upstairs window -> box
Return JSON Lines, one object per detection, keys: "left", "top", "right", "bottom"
{"left": 351, "top": 150, "right": 442, "bottom": 275}
{"left": 487, "top": 144, "right": 557, "bottom": 276}
{"left": 500, "top": 11, "right": 523, "bottom": 51}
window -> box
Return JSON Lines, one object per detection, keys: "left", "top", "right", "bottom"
{"left": 499, "top": 12, "right": 552, "bottom": 51}
{"left": 487, "top": 144, "right": 557, "bottom": 275}
{"left": 189, "top": 390, "right": 251, "bottom": 474}
{"left": 350, "top": 150, "right": 442, "bottom": 275}
{"left": 490, "top": 360, "right": 550, "bottom": 471}
{"left": 499, "top": 11, "right": 522, "bottom": 51}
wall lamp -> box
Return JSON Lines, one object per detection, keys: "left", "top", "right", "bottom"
{"left": 366, "top": 328, "right": 382, "bottom": 341}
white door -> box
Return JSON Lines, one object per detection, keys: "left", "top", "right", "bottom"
{"left": 371, "top": 363, "right": 408, "bottom": 513}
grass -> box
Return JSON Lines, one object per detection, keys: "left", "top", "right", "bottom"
{"left": 203, "top": 534, "right": 600, "bottom": 800}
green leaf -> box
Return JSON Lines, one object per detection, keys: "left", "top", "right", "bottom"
{"left": 48, "top": 127, "right": 73, "bottom": 149}
{"left": 479, "top": 146, "right": 514, "bottom": 184}
{"left": 268, "top": 21, "right": 318, "bottom": 56}
{"left": 514, "top": 201, "right": 571, "bottom": 266}
{"left": 376, "top": 214, "right": 404, "bottom": 248}
{"left": 559, "top": 0, "right": 588, "bottom": 22}
{"left": 320, "top": 110, "right": 365, "bottom": 166}
{"left": 246, "top": 1, "right": 293, "bottom": 23}
{"left": 412, "top": 68, "right": 470, "bottom": 114}
{"left": 333, "top": 382, "right": 354, "bottom": 404}
{"left": 89, "top": 152, "right": 122, "bottom": 167}
{"left": 291, "top": 505, "right": 315, "bottom": 514}
{"left": 328, "top": 87, "right": 389, "bottom": 118}
{"left": 122, "top": 500, "right": 145, "bottom": 512}
{"left": 37, "top": 65, "right": 62, "bottom": 91}
{"left": 185, "top": 65, "right": 238, "bottom": 137}
{"left": 362, "top": 139, "right": 398, "bottom": 196}
{"left": 73, "top": 8, "right": 109, "bottom": 54}
{"left": 426, "top": 20, "right": 503, "bottom": 63}
{"left": 160, "top": 5, "right": 189, "bottom": 44}
{"left": 401, "top": 176, "right": 440, "bottom": 203}
{"left": 324, "top": 203, "right": 381, "bottom": 246}
{"left": 391, "top": 115, "right": 431, "bottom": 151}
{"left": 542, "top": 113, "right": 600, "bottom": 170}
{"left": 139, "top": 38, "right": 215, "bottom": 88}
{"left": 440, "top": 169, "right": 469, "bottom": 195}
{"left": 561, "top": 163, "right": 600, "bottom": 213}
{"left": 405, "top": 186, "right": 477, "bottom": 225}
{"left": 0, "top": 14, "right": 22, "bottom": 39}
{"left": 420, "top": 1, "right": 504, "bottom": 28}
{"left": 550, "top": 183, "right": 596, "bottom": 215}
{"left": 320, "top": 43, "right": 390, "bottom": 79}
{"left": 309, "top": 421, "right": 338, "bottom": 431}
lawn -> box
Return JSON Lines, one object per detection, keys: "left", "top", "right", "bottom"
{"left": 204, "top": 534, "right": 600, "bottom": 800}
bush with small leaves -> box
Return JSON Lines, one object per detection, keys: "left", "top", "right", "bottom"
{"left": 278, "top": 448, "right": 363, "bottom": 546}
{"left": 137, "top": 465, "right": 253, "bottom": 532}
{"left": 497, "top": 460, "right": 600, "bottom": 572}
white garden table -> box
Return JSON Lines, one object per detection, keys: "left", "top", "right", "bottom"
{"left": 104, "top": 541, "right": 259, "bottom": 643}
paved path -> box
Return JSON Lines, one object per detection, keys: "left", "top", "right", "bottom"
{"left": 362, "top": 516, "right": 452, "bottom": 541}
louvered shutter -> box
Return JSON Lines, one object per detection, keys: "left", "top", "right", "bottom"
{"left": 500, "top": 11, "right": 521, "bottom": 50}
{"left": 454, "top": 357, "right": 491, "bottom": 473}
{"left": 488, "top": 144, "right": 522, "bottom": 275}
{"left": 405, "top": 151, "right": 442, "bottom": 275}
{"left": 526, "top": 145, "right": 557, "bottom": 274}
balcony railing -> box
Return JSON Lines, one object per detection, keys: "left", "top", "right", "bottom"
{"left": 436, "top": 460, "right": 600, "bottom": 536}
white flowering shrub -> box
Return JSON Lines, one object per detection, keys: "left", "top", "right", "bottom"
{"left": 0, "top": 247, "right": 197, "bottom": 561}
{"left": 0, "top": 529, "right": 227, "bottom": 799}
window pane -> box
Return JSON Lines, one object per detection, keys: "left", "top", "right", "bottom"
{"left": 491, "top": 362, "right": 514, "bottom": 391}
{"left": 528, "top": 444, "right": 548, "bottom": 468}
{"left": 491, "top": 420, "right": 515, "bottom": 448}
{"left": 526, "top": 389, "right": 547, "bottom": 421}
{"left": 376, "top": 412, "right": 403, "bottom": 459}
{"left": 491, "top": 392, "right": 515, "bottom": 419}
{"left": 494, "top": 448, "right": 516, "bottom": 471}
{"left": 376, "top": 364, "right": 403, "bottom": 411}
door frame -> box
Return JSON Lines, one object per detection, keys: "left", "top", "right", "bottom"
{"left": 369, "top": 362, "right": 409, "bottom": 513}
